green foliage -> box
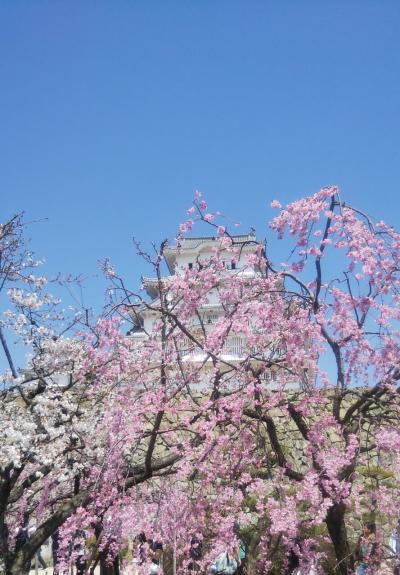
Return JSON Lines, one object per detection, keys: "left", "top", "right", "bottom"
{"left": 359, "top": 465, "right": 394, "bottom": 480}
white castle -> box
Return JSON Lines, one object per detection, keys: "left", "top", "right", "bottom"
{"left": 129, "top": 233, "right": 265, "bottom": 362}
{"left": 127, "top": 233, "right": 303, "bottom": 390}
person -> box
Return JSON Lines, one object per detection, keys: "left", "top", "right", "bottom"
{"left": 16, "top": 515, "right": 48, "bottom": 571}
{"left": 15, "top": 513, "right": 29, "bottom": 552}
{"left": 135, "top": 532, "right": 148, "bottom": 565}
{"left": 148, "top": 538, "right": 163, "bottom": 574}
{"left": 233, "top": 523, "right": 247, "bottom": 575}
{"left": 188, "top": 534, "right": 203, "bottom": 572}
{"left": 73, "top": 531, "right": 87, "bottom": 575}
{"left": 210, "top": 551, "right": 238, "bottom": 575}
{"left": 285, "top": 536, "right": 302, "bottom": 575}
{"left": 355, "top": 523, "right": 380, "bottom": 575}
{"left": 51, "top": 528, "right": 60, "bottom": 575}
{"left": 27, "top": 522, "right": 48, "bottom": 570}
{"left": 99, "top": 536, "right": 121, "bottom": 575}
{"left": 286, "top": 547, "right": 300, "bottom": 575}
{"left": 389, "top": 520, "right": 400, "bottom": 575}
{"left": 236, "top": 539, "right": 247, "bottom": 575}
{"left": 34, "top": 547, "right": 48, "bottom": 570}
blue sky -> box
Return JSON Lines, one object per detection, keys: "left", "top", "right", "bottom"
{"left": 1, "top": 1, "right": 400, "bottom": 333}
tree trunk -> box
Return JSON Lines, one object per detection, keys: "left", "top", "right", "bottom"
{"left": 244, "top": 527, "right": 263, "bottom": 575}
{"left": 0, "top": 472, "right": 12, "bottom": 575}
{"left": 99, "top": 555, "right": 120, "bottom": 575}
{"left": 8, "top": 555, "right": 30, "bottom": 575}
{"left": 325, "top": 502, "right": 352, "bottom": 575}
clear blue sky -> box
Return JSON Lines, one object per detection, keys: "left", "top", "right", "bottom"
{"left": 1, "top": 1, "right": 400, "bottom": 317}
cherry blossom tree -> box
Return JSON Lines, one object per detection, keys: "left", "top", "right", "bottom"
{"left": 2, "top": 187, "right": 400, "bottom": 575}
{"left": 102, "top": 188, "right": 400, "bottom": 574}
{"left": 0, "top": 216, "right": 180, "bottom": 575}
{"left": 0, "top": 213, "right": 107, "bottom": 574}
